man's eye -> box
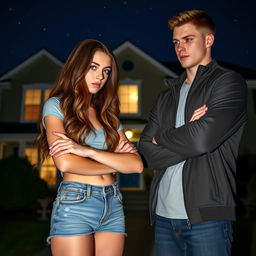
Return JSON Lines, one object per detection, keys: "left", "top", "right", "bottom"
{"left": 173, "top": 41, "right": 179, "bottom": 46}
{"left": 186, "top": 38, "right": 193, "bottom": 42}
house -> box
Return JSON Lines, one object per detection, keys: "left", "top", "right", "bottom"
{"left": 239, "top": 79, "right": 256, "bottom": 155}
{"left": 1, "top": 40, "right": 255, "bottom": 189}
{"left": 0, "top": 41, "right": 177, "bottom": 189}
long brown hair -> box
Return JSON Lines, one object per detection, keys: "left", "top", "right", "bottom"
{"left": 36, "top": 39, "right": 120, "bottom": 162}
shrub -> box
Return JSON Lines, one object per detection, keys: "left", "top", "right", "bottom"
{"left": 0, "top": 155, "right": 49, "bottom": 210}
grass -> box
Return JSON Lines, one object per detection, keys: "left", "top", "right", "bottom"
{"left": 1, "top": 214, "right": 49, "bottom": 256}
{"left": 0, "top": 210, "right": 255, "bottom": 256}
{"left": 232, "top": 216, "right": 256, "bottom": 256}
{"left": 251, "top": 221, "right": 256, "bottom": 255}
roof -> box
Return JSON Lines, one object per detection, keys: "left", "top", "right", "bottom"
{"left": 0, "top": 49, "right": 63, "bottom": 80}
{"left": 0, "top": 123, "right": 39, "bottom": 133}
{"left": 162, "top": 60, "right": 256, "bottom": 80}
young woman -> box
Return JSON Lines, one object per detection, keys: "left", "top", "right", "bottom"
{"left": 36, "top": 39, "right": 143, "bottom": 256}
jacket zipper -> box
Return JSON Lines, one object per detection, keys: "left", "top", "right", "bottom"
{"left": 182, "top": 76, "right": 196, "bottom": 229}
{"left": 182, "top": 66, "right": 206, "bottom": 228}
{"left": 182, "top": 161, "right": 192, "bottom": 229}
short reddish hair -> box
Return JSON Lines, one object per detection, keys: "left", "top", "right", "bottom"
{"left": 168, "top": 10, "right": 216, "bottom": 34}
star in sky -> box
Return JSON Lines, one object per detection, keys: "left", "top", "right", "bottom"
{"left": 0, "top": 0, "right": 255, "bottom": 77}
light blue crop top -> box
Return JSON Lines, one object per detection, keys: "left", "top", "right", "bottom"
{"left": 42, "top": 97, "right": 123, "bottom": 150}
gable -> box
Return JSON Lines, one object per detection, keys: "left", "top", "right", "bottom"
{"left": 0, "top": 49, "right": 63, "bottom": 81}
{"left": 114, "top": 41, "right": 177, "bottom": 78}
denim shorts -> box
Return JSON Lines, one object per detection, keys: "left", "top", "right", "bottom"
{"left": 47, "top": 181, "right": 125, "bottom": 244}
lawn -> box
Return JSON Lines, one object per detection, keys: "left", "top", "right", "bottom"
{"left": 232, "top": 217, "right": 256, "bottom": 256}
{"left": 251, "top": 221, "right": 256, "bottom": 255}
{"left": 0, "top": 211, "right": 255, "bottom": 256}
{"left": 1, "top": 216, "right": 49, "bottom": 256}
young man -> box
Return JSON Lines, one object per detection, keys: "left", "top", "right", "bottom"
{"left": 139, "top": 10, "right": 247, "bottom": 256}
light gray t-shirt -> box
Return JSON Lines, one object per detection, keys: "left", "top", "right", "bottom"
{"left": 156, "top": 83, "right": 191, "bottom": 219}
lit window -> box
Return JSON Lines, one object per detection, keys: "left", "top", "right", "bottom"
{"left": 24, "top": 89, "right": 41, "bottom": 121}
{"left": 25, "top": 147, "right": 56, "bottom": 185}
{"left": 41, "top": 157, "right": 56, "bottom": 185}
{"left": 118, "top": 85, "right": 138, "bottom": 114}
{"left": 25, "top": 148, "right": 38, "bottom": 165}
{"left": 23, "top": 88, "right": 52, "bottom": 121}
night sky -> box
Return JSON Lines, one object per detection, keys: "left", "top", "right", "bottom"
{"left": 1, "top": 0, "right": 255, "bottom": 77}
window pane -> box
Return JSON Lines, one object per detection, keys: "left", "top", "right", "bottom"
{"left": 24, "top": 89, "right": 42, "bottom": 121}
{"left": 41, "top": 157, "right": 56, "bottom": 185}
{"left": 25, "top": 89, "right": 41, "bottom": 105}
{"left": 118, "top": 85, "right": 138, "bottom": 114}
{"left": 24, "top": 105, "right": 41, "bottom": 121}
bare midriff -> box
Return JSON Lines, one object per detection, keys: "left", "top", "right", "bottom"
{"left": 63, "top": 173, "right": 116, "bottom": 186}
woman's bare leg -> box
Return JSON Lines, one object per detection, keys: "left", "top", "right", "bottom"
{"left": 94, "top": 232, "right": 125, "bottom": 256}
{"left": 51, "top": 235, "right": 94, "bottom": 256}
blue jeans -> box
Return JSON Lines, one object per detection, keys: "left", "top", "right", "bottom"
{"left": 47, "top": 181, "right": 125, "bottom": 244}
{"left": 155, "top": 215, "right": 233, "bottom": 256}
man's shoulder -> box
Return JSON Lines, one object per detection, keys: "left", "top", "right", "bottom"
{"left": 206, "top": 61, "right": 247, "bottom": 91}
{"left": 210, "top": 61, "right": 244, "bottom": 81}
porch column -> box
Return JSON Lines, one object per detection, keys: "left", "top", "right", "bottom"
{"left": 0, "top": 142, "right": 4, "bottom": 159}
{"left": 18, "top": 141, "right": 26, "bottom": 158}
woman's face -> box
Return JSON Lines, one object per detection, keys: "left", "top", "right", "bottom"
{"left": 85, "top": 51, "right": 112, "bottom": 94}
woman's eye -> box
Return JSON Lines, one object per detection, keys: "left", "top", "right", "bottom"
{"left": 104, "top": 69, "right": 111, "bottom": 75}
{"left": 89, "top": 65, "right": 97, "bottom": 70}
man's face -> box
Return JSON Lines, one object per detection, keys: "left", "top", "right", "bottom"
{"left": 172, "top": 23, "right": 213, "bottom": 70}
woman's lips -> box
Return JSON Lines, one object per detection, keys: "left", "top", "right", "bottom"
{"left": 91, "top": 83, "right": 101, "bottom": 88}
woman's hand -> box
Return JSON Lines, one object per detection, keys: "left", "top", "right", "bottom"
{"left": 49, "top": 132, "right": 93, "bottom": 158}
{"left": 115, "top": 140, "right": 137, "bottom": 153}
{"left": 190, "top": 105, "right": 208, "bottom": 122}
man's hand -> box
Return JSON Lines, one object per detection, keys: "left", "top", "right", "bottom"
{"left": 190, "top": 105, "right": 208, "bottom": 122}
{"left": 151, "top": 105, "right": 207, "bottom": 146}
{"left": 152, "top": 137, "right": 157, "bottom": 144}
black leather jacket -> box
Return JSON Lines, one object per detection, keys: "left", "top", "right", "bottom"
{"left": 139, "top": 60, "right": 247, "bottom": 225}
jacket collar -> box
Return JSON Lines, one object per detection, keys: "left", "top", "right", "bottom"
{"left": 165, "top": 59, "right": 217, "bottom": 88}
